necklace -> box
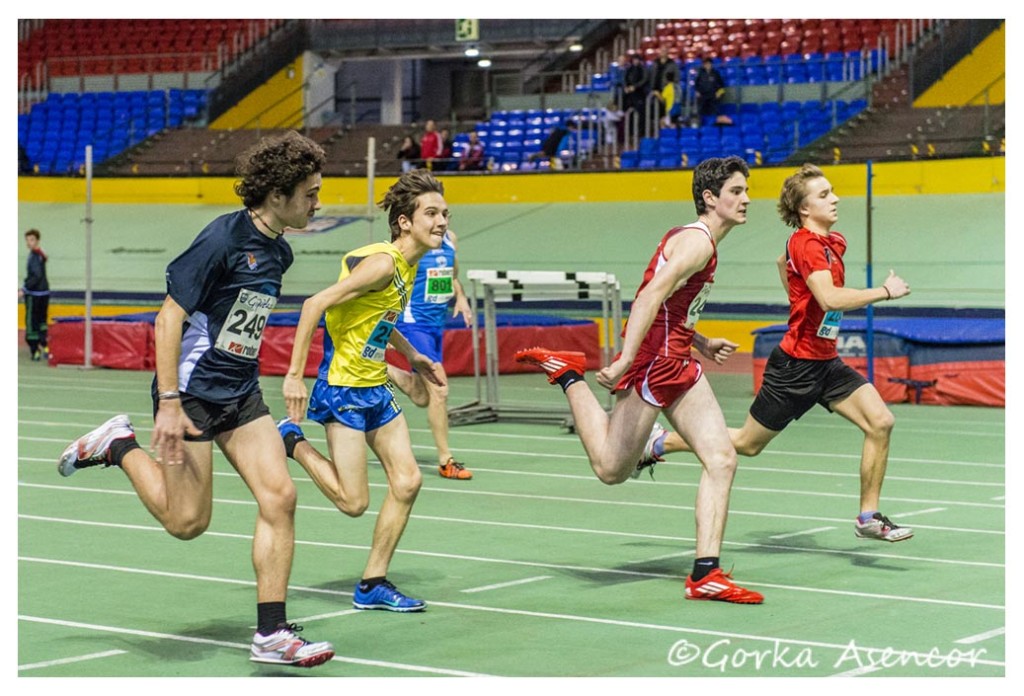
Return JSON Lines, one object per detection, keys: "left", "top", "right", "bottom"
{"left": 250, "top": 208, "right": 283, "bottom": 238}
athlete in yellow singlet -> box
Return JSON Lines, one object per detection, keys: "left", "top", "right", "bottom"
{"left": 280, "top": 169, "right": 448, "bottom": 612}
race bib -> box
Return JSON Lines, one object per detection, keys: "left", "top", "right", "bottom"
{"left": 817, "top": 310, "right": 843, "bottom": 340}
{"left": 215, "top": 288, "right": 276, "bottom": 359}
{"left": 362, "top": 309, "right": 400, "bottom": 361}
{"left": 684, "top": 283, "right": 713, "bottom": 329}
{"left": 424, "top": 266, "right": 455, "bottom": 304}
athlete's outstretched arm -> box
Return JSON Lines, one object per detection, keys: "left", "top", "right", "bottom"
{"left": 806, "top": 268, "right": 910, "bottom": 313}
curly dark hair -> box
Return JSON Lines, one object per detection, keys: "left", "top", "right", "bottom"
{"left": 377, "top": 169, "right": 446, "bottom": 241}
{"left": 234, "top": 131, "right": 326, "bottom": 209}
{"left": 777, "top": 163, "right": 826, "bottom": 229}
{"left": 692, "top": 155, "right": 749, "bottom": 215}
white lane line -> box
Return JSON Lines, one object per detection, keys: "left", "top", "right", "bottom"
{"left": 461, "top": 575, "right": 553, "bottom": 594}
{"left": 19, "top": 551, "right": 1005, "bottom": 611}
{"left": 897, "top": 507, "right": 946, "bottom": 517}
{"left": 18, "top": 615, "right": 496, "bottom": 677}
{"left": 769, "top": 526, "right": 836, "bottom": 540}
{"left": 955, "top": 627, "right": 1005, "bottom": 644}
{"left": 830, "top": 664, "right": 885, "bottom": 677}
{"left": 18, "top": 649, "right": 127, "bottom": 672}
{"left": 628, "top": 550, "right": 696, "bottom": 564}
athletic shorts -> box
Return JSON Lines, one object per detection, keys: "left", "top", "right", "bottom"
{"left": 306, "top": 379, "right": 403, "bottom": 432}
{"left": 151, "top": 389, "right": 270, "bottom": 442}
{"left": 749, "top": 346, "right": 868, "bottom": 431}
{"left": 614, "top": 352, "right": 704, "bottom": 409}
{"left": 396, "top": 323, "right": 444, "bottom": 365}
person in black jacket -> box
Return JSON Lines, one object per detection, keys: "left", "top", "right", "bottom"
{"left": 623, "top": 53, "right": 650, "bottom": 124}
{"left": 20, "top": 228, "right": 50, "bottom": 361}
{"left": 694, "top": 57, "right": 726, "bottom": 122}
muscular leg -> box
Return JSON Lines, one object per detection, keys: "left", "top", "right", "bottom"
{"left": 388, "top": 363, "right": 456, "bottom": 466}
{"left": 563, "top": 382, "right": 661, "bottom": 484}
{"left": 830, "top": 384, "right": 895, "bottom": 513}
{"left": 120, "top": 440, "right": 215, "bottom": 540}
{"left": 363, "top": 415, "right": 422, "bottom": 578}
{"left": 218, "top": 416, "right": 297, "bottom": 603}
{"left": 295, "top": 423, "right": 370, "bottom": 517}
{"left": 661, "top": 377, "right": 737, "bottom": 558}
{"left": 660, "top": 412, "right": 780, "bottom": 457}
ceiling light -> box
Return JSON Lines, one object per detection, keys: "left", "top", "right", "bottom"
{"left": 465, "top": 47, "right": 480, "bottom": 57}
{"left": 477, "top": 58, "right": 492, "bottom": 68}
{"left": 569, "top": 43, "right": 583, "bottom": 52}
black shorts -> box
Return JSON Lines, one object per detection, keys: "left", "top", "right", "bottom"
{"left": 151, "top": 389, "right": 271, "bottom": 442}
{"left": 749, "top": 346, "right": 868, "bottom": 432}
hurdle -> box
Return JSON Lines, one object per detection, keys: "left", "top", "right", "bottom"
{"left": 448, "top": 269, "right": 623, "bottom": 428}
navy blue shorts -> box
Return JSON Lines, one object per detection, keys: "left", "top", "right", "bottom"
{"left": 396, "top": 323, "right": 444, "bottom": 365}
{"left": 151, "top": 389, "right": 270, "bottom": 442}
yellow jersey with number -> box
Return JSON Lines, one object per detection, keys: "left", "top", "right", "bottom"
{"left": 324, "top": 242, "right": 414, "bottom": 387}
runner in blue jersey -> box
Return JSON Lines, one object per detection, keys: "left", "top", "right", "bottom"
{"left": 387, "top": 229, "right": 475, "bottom": 480}
{"left": 57, "top": 131, "right": 335, "bottom": 668}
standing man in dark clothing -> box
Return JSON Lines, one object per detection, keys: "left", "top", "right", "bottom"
{"left": 651, "top": 47, "right": 681, "bottom": 126}
{"left": 21, "top": 228, "right": 50, "bottom": 361}
{"left": 694, "top": 57, "right": 726, "bottom": 124}
{"left": 623, "top": 53, "right": 650, "bottom": 127}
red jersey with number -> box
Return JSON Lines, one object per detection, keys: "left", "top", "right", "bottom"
{"left": 627, "top": 223, "right": 716, "bottom": 360}
{"left": 779, "top": 228, "right": 848, "bottom": 360}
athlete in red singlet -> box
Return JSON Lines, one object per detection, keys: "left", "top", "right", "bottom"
{"left": 652, "top": 163, "right": 915, "bottom": 543}
{"left": 516, "top": 156, "right": 763, "bottom": 604}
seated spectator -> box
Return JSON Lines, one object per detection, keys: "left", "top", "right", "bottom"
{"left": 530, "top": 120, "right": 577, "bottom": 169}
{"left": 459, "top": 132, "right": 486, "bottom": 171}
{"left": 397, "top": 136, "right": 420, "bottom": 173}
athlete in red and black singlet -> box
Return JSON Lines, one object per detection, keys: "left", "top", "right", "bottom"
{"left": 779, "top": 227, "right": 848, "bottom": 360}
{"left": 630, "top": 221, "right": 717, "bottom": 361}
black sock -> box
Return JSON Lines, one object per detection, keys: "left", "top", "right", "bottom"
{"left": 282, "top": 431, "right": 306, "bottom": 459}
{"left": 691, "top": 557, "right": 719, "bottom": 582}
{"left": 108, "top": 437, "right": 141, "bottom": 468}
{"left": 256, "top": 602, "right": 287, "bottom": 636}
{"left": 554, "top": 370, "right": 584, "bottom": 392}
{"left": 359, "top": 576, "right": 387, "bottom": 592}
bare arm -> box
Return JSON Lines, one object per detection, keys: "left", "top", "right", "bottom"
{"left": 282, "top": 253, "right": 396, "bottom": 422}
{"left": 151, "top": 295, "right": 201, "bottom": 464}
{"left": 448, "top": 231, "right": 473, "bottom": 325}
{"left": 389, "top": 328, "right": 445, "bottom": 387}
{"left": 806, "top": 268, "right": 910, "bottom": 312}
{"left": 776, "top": 253, "right": 789, "bottom": 294}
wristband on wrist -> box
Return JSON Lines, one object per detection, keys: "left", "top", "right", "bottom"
{"left": 883, "top": 286, "right": 892, "bottom": 300}
{"left": 157, "top": 391, "right": 181, "bottom": 401}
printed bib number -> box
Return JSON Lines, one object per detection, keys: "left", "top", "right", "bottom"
{"left": 424, "top": 267, "right": 455, "bottom": 304}
{"left": 684, "top": 283, "right": 713, "bottom": 329}
{"left": 817, "top": 310, "right": 843, "bottom": 340}
{"left": 215, "top": 289, "right": 276, "bottom": 359}
{"left": 362, "top": 310, "right": 400, "bottom": 361}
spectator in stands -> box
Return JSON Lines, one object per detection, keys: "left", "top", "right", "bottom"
{"left": 693, "top": 57, "right": 727, "bottom": 125}
{"left": 600, "top": 100, "right": 625, "bottom": 146}
{"left": 459, "top": 132, "right": 486, "bottom": 171}
{"left": 609, "top": 53, "right": 629, "bottom": 106}
{"left": 419, "top": 120, "right": 444, "bottom": 170}
{"left": 20, "top": 228, "right": 50, "bottom": 361}
{"left": 530, "top": 119, "right": 577, "bottom": 170}
{"left": 638, "top": 163, "right": 915, "bottom": 544}
{"left": 623, "top": 53, "right": 650, "bottom": 125}
{"left": 651, "top": 46, "right": 681, "bottom": 127}
{"left": 438, "top": 127, "right": 455, "bottom": 171}
{"left": 397, "top": 135, "right": 420, "bottom": 173}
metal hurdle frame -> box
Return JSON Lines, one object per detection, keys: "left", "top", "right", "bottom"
{"left": 448, "top": 269, "right": 623, "bottom": 428}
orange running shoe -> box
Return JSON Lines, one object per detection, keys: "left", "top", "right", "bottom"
{"left": 513, "top": 347, "right": 587, "bottom": 384}
{"left": 685, "top": 568, "right": 764, "bottom": 604}
{"left": 439, "top": 457, "right": 473, "bottom": 480}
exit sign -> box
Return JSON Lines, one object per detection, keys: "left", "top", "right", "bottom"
{"left": 455, "top": 19, "right": 479, "bottom": 41}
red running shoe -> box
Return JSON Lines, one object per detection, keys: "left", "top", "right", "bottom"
{"left": 685, "top": 568, "right": 764, "bottom": 604}
{"left": 513, "top": 347, "right": 587, "bottom": 384}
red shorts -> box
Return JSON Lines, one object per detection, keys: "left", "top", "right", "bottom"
{"left": 614, "top": 352, "right": 704, "bottom": 408}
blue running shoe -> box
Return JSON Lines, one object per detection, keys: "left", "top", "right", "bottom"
{"left": 353, "top": 580, "right": 426, "bottom": 612}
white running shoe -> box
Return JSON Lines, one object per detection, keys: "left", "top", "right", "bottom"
{"left": 854, "top": 512, "right": 914, "bottom": 542}
{"left": 632, "top": 422, "right": 667, "bottom": 479}
{"left": 250, "top": 625, "right": 334, "bottom": 667}
{"left": 58, "top": 414, "right": 135, "bottom": 477}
